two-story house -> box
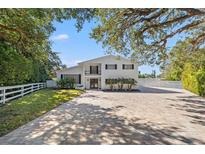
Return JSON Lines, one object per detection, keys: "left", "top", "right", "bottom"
{"left": 56, "top": 55, "right": 138, "bottom": 90}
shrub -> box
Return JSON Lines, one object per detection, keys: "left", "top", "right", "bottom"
{"left": 69, "top": 78, "right": 76, "bottom": 89}
{"left": 106, "top": 78, "right": 137, "bottom": 91}
{"left": 57, "top": 77, "right": 76, "bottom": 89}
{"left": 182, "top": 63, "right": 205, "bottom": 96}
{"left": 117, "top": 78, "right": 125, "bottom": 90}
{"left": 57, "top": 78, "right": 67, "bottom": 89}
{"left": 105, "top": 78, "right": 115, "bottom": 90}
{"left": 196, "top": 69, "right": 205, "bottom": 96}
{"left": 0, "top": 43, "right": 33, "bottom": 86}
{"left": 182, "top": 63, "right": 199, "bottom": 94}
{"left": 127, "top": 78, "right": 137, "bottom": 91}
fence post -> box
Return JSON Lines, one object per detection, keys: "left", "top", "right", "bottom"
{"left": 31, "top": 84, "right": 33, "bottom": 92}
{"left": 21, "top": 86, "right": 24, "bottom": 97}
{"left": 38, "top": 84, "right": 39, "bottom": 90}
{"left": 3, "top": 89, "right": 5, "bottom": 104}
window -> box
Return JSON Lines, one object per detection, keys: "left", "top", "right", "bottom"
{"left": 122, "top": 64, "right": 134, "bottom": 70}
{"left": 90, "top": 66, "right": 99, "bottom": 74}
{"left": 105, "top": 64, "right": 117, "bottom": 70}
{"left": 62, "top": 74, "right": 81, "bottom": 84}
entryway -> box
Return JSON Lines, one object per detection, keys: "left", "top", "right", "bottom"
{"left": 90, "top": 78, "right": 98, "bottom": 89}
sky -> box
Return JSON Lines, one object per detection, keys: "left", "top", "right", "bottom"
{"left": 50, "top": 19, "right": 181, "bottom": 75}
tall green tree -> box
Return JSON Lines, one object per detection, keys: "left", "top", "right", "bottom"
{"left": 0, "top": 9, "right": 68, "bottom": 86}
{"left": 161, "top": 39, "right": 205, "bottom": 96}
{"left": 161, "top": 40, "right": 193, "bottom": 80}
{"left": 162, "top": 39, "right": 205, "bottom": 80}
{"left": 72, "top": 9, "right": 205, "bottom": 64}
{"left": 0, "top": 41, "right": 33, "bottom": 85}
{"left": 0, "top": 8, "right": 95, "bottom": 86}
{"left": 2, "top": 9, "right": 205, "bottom": 86}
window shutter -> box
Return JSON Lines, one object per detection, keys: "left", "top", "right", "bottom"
{"left": 122, "top": 64, "right": 125, "bottom": 69}
{"left": 79, "top": 74, "right": 81, "bottom": 84}
{"left": 132, "top": 64, "right": 134, "bottom": 69}
{"left": 90, "top": 66, "right": 92, "bottom": 74}
{"left": 115, "top": 64, "right": 117, "bottom": 69}
{"left": 105, "top": 64, "right": 108, "bottom": 69}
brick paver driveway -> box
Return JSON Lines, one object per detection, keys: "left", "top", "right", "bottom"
{"left": 0, "top": 86, "right": 205, "bottom": 144}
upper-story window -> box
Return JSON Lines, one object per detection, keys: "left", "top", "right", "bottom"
{"left": 105, "top": 64, "right": 117, "bottom": 70}
{"left": 90, "top": 66, "right": 99, "bottom": 74}
{"left": 122, "top": 64, "right": 134, "bottom": 70}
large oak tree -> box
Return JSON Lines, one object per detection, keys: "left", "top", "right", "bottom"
{"left": 0, "top": 9, "right": 69, "bottom": 85}
{"left": 74, "top": 9, "right": 205, "bottom": 64}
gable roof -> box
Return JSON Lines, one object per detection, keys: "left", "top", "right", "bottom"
{"left": 57, "top": 55, "right": 137, "bottom": 73}
{"left": 78, "top": 55, "right": 135, "bottom": 64}
{"left": 56, "top": 65, "right": 79, "bottom": 73}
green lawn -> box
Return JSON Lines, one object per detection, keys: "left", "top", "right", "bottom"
{"left": 0, "top": 89, "right": 84, "bottom": 137}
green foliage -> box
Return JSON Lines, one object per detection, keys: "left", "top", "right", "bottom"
{"left": 161, "top": 40, "right": 193, "bottom": 81}
{"left": 57, "top": 78, "right": 76, "bottom": 89}
{"left": 117, "top": 78, "right": 124, "bottom": 90}
{"left": 127, "top": 78, "right": 137, "bottom": 91}
{"left": 161, "top": 39, "right": 205, "bottom": 96}
{"left": 138, "top": 74, "right": 146, "bottom": 78}
{"left": 0, "top": 9, "right": 73, "bottom": 86}
{"left": 82, "top": 9, "right": 205, "bottom": 64}
{"left": 105, "top": 78, "right": 137, "bottom": 91}
{"left": 57, "top": 79, "right": 66, "bottom": 89}
{"left": 0, "top": 9, "right": 70, "bottom": 54}
{"left": 181, "top": 63, "right": 199, "bottom": 94}
{"left": 0, "top": 42, "right": 53, "bottom": 86}
{"left": 163, "top": 66, "right": 182, "bottom": 81}
{"left": 105, "top": 78, "right": 116, "bottom": 90}
{"left": 196, "top": 69, "right": 205, "bottom": 96}
{"left": 138, "top": 70, "right": 157, "bottom": 78}
{"left": 0, "top": 42, "right": 33, "bottom": 86}
{"left": 0, "top": 89, "right": 84, "bottom": 136}
{"left": 181, "top": 61, "right": 205, "bottom": 96}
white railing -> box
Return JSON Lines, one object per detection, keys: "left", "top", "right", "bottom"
{"left": 0, "top": 83, "right": 46, "bottom": 104}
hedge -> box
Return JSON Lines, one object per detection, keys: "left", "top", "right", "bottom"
{"left": 182, "top": 63, "right": 205, "bottom": 96}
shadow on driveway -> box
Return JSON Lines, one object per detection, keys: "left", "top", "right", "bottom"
{"left": 0, "top": 102, "right": 204, "bottom": 145}
{"left": 167, "top": 95, "right": 205, "bottom": 127}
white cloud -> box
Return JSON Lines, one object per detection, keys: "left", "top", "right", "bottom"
{"left": 52, "top": 34, "right": 69, "bottom": 41}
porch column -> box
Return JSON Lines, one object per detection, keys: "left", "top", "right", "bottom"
{"left": 82, "top": 64, "right": 86, "bottom": 89}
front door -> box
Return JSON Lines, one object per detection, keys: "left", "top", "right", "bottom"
{"left": 90, "top": 78, "right": 98, "bottom": 89}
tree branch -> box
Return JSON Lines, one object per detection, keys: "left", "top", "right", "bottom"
{"left": 0, "top": 23, "right": 23, "bottom": 43}
{"left": 152, "top": 20, "right": 205, "bottom": 46}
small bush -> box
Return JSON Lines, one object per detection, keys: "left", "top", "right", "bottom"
{"left": 105, "top": 78, "right": 137, "bottom": 91}
{"left": 57, "top": 77, "right": 76, "bottom": 89}
{"left": 105, "top": 78, "right": 115, "bottom": 90}
{"left": 127, "top": 78, "right": 137, "bottom": 91}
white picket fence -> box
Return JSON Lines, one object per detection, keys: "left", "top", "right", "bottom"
{"left": 0, "top": 83, "right": 46, "bottom": 104}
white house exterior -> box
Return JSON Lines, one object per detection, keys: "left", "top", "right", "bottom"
{"left": 56, "top": 55, "right": 138, "bottom": 90}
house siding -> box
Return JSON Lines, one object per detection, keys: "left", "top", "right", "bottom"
{"left": 56, "top": 55, "right": 138, "bottom": 90}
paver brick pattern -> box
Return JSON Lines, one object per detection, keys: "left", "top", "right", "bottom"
{"left": 0, "top": 86, "right": 205, "bottom": 144}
